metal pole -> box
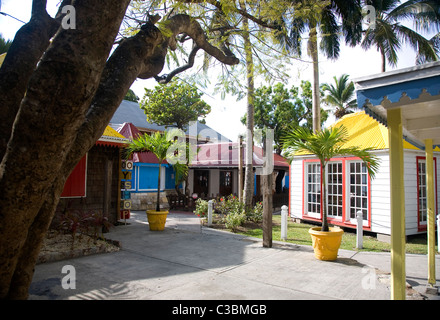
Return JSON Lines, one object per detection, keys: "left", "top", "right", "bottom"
{"left": 208, "top": 200, "right": 213, "bottom": 227}
{"left": 356, "top": 210, "right": 363, "bottom": 249}
{"left": 281, "top": 205, "right": 288, "bottom": 241}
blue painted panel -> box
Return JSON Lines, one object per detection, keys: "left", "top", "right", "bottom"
{"left": 138, "top": 164, "right": 159, "bottom": 191}
{"left": 357, "top": 75, "right": 440, "bottom": 108}
{"left": 132, "top": 163, "right": 177, "bottom": 192}
{"left": 165, "top": 165, "right": 175, "bottom": 190}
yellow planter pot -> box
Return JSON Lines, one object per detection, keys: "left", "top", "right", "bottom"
{"left": 146, "top": 210, "right": 169, "bottom": 231}
{"left": 308, "top": 227, "right": 344, "bottom": 261}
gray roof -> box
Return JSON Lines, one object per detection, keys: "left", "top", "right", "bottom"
{"left": 110, "top": 100, "right": 231, "bottom": 142}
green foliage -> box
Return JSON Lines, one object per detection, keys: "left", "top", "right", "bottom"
{"left": 0, "top": 34, "right": 12, "bottom": 54}
{"left": 225, "top": 211, "right": 247, "bottom": 232}
{"left": 247, "top": 201, "right": 263, "bottom": 223}
{"left": 194, "top": 198, "right": 214, "bottom": 218}
{"left": 125, "top": 131, "right": 184, "bottom": 211}
{"left": 360, "top": 0, "right": 440, "bottom": 70}
{"left": 124, "top": 89, "right": 139, "bottom": 102}
{"left": 242, "top": 81, "right": 328, "bottom": 153}
{"left": 321, "top": 74, "right": 357, "bottom": 119}
{"left": 216, "top": 194, "right": 244, "bottom": 216}
{"left": 141, "top": 80, "right": 211, "bottom": 130}
{"left": 215, "top": 195, "right": 263, "bottom": 229}
{"left": 286, "top": 0, "right": 363, "bottom": 59}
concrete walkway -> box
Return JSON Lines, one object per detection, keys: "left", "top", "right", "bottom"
{"left": 29, "top": 211, "right": 440, "bottom": 300}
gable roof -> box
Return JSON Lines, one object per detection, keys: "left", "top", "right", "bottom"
{"left": 330, "top": 111, "right": 420, "bottom": 151}
{"left": 96, "top": 126, "right": 129, "bottom": 147}
{"left": 110, "top": 100, "right": 231, "bottom": 143}
{"left": 190, "top": 142, "right": 289, "bottom": 168}
{"left": 294, "top": 111, "right": 424, "bottom": 157}
{"left": 116, "top": 122, "right": 165, "bottom": 164}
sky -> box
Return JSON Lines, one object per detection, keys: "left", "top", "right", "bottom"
{"left": 0, "top": 0, "right": 428, "bottom": 141}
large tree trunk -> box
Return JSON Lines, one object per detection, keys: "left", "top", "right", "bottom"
{"left": 0, "top": 0, "right": 131, "bottom": 299}
{"left": 0, "top": 2, "right": 239, "bottom": 299}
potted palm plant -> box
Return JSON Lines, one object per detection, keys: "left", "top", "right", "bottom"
{"left": 125, "top": 130, "right": 182, "bottom": 231}
{"left": 282, "top": 125, "right": 380, "bottom": 260}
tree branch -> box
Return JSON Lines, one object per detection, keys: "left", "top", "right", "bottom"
{"left": 149, "top": 14, "right": 239, "bottom": 82}
{"left": 155, "top": 43, "right": 201, "bottom": 84}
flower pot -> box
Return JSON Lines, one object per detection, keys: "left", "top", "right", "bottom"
{"left": 308, "top": 226, "right": 344, "bottom": 261}
{"left": 146, "top": 210, "right": 169, "bottom": 231}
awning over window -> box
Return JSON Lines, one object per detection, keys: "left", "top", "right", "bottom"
{"left": 354, "top": 61, "right": 440, "bottom": 148}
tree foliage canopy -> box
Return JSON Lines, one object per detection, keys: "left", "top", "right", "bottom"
{"left": 141, "top": 81, "right": 211, "bottom": 129}
{"left": 242, "top": 81, "right": 328, "bottom": 153}
{"left": 321, "top": 74, "right": 357, "bottom": 119}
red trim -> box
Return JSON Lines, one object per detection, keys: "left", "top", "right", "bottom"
{"left": 95, "top": 141, "right": 125, "bottom": 148}
{"left": 301, "top": 157, "right": 372, "bottom": 231}
{"left": 416, "top": 156, "right": 438, "bottom": 232}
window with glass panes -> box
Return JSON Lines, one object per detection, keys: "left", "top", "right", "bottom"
{"left": 327, "top": 162, "right": 343, "bottom": 218}
{"left": 306, "top": 162, "right": 321, "bottom": 215}
{"left": 417, "top": 159, "right": 427, "bottom": 225}
{"left": 349, "top": 162, "right": 369, "bottom": 220}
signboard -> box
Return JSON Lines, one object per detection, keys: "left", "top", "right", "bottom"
{"left": 120, "top": 170, "right": 132, "bottom": 180}
{"left": 120, "top": 210, "right": 130, "bottom": 219}
{"left": 120, "top": 200, "right": 132, "bottom": 210}
{"left": 121, "top": 181, "right": 132, "bottom": 189}
{"left": 120, "top": 160, "right": 133, "bottom": 221}
{"left": 122, "top": 160, "right": 133, "bottom": 170}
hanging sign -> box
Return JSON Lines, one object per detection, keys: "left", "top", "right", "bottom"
{"left": 120, "top": 200, "right": 132, "bottom": 210}
{"left": 122, "top": 160, "right": 133, "bottom": 170}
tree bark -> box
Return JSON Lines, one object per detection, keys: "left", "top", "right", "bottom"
{"left": 0, "top": 3, "right": 240, "bottom": 298}
{"left": 0, "top": 0, "right": 62, "bottom": 159}
{"left": 262, "top": 138, "right": 273, "bottom": 248}
{"left": 321, "top": 161, "right": 329, "bottom": 232}
{"left": 240, "top": 0, "right": 255, "bottom": 209}
{"left": 308, "top": 26, "right": 321, "bottom": 133}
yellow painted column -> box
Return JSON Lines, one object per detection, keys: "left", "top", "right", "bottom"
{"left": 424, "top": 139, "right": 436, "bottom": 287}
{"left": 387, "top": 108, "right": 406, "bottom": 300}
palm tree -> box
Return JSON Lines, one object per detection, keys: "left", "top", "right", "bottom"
{"left": 125, "top": 131, "right": 176, "bottom": 212}
{"left": 286, "top": 0, "right": 363, "bottom": 132}
{"left": 361, "top": 0, "right": 440, "bottom": 72}
{"left": 321, "top": 74, "right": 357, "bottom": 119}
{"left": 282, "top": 125, "right": 380, "bottom": 232}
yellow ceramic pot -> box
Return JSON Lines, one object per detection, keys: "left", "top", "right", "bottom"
{"left": 146, "top": 210, "right": 169, "bottom": 231}
{"left": 308, "top": 226, "right": 344, "bottom": 261}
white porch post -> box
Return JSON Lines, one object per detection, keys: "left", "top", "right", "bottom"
{"left": 388, "top": 108, "right": 406, "bottom": 300}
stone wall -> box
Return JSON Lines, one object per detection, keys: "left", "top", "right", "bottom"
{"left": 130, "top": 190, "right": 177, "bottom": 211}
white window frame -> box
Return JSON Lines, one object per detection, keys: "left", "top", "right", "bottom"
{"left": 346, "top": 160, "right": 369, "bottom": 225}
{"left": 326, "top": 161, "right": 343, "bottom": 220}
{"left": 305, "top": 162, "right": 321, "bottom": 219}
